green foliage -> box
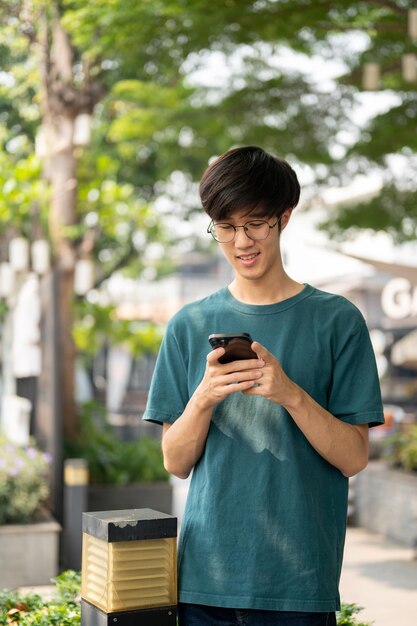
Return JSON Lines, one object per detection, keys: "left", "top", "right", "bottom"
{"left": 336, "top": 602, "right": 373, "bottom": 626}
{"left": 0, "top": 589, "right": 44, "bottom": 624}
{"left": 319, "top": 183, "right": 417, "bottom": 243}
{"left": 1, "top": 0, "right": 416, "bottom": 259}
{"left": 0, "top": 567, "right": 370, "bottom": 626}
{"left": 0, "top": 437, "right": 51, "bottom": 524}
{"left": 65, "top": 0, "right": 417, "bottom": 242}
{"left": 0, "top": 13, "right": 40, "bottom": 153}
{"left": 0, "top": 301, "right": 8, "bottom": 325}
{"left": 51, "top": 571, "right": 82, "bottom": 608}
{"left": 0, "top": 578, "right": 369, "bottom": 626}
{"left": 352, "top": 99, "right": 417, "bottom": 161}
{"left": 64, "top": 402, "right": 168, "bottom": 484}
{"left": 72, "top": 301, "right": 115, "bottom": 358}
{"left": 0, "top": 152, "right": 49, "bottom": 237}
{"left": 122, "top": 321, "right": 164, "bottom": 358}
{"left": 73, "top": 300, "right": 163, "bottom": 365}
{"left": 0, "top": 570, "right": 81, "bottom": 625}
{"left": 75, "top": 150, "right": 174, "bottom": 277}
{"left": 383, "top": 425, "right": 417, "bottom": 472}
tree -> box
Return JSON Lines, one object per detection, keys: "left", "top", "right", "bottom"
{"left": 0, "top": 0, "right": 350, "bottom": 443}
{"left": 71, "top": 0, "right": 417, "bottom": 242}
{"left": 284, "top": 0, "right": 417, "bottom": 241}
{"left": 1, "top": 0, "right": 414, "bottom": 447}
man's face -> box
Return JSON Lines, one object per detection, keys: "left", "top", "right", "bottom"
{"left": 216, "top": 208, "right": 291, "bottom": 282}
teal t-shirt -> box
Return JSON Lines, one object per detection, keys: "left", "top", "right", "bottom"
{"left": 143, "top": 284, "right": 384, "bottom": 612}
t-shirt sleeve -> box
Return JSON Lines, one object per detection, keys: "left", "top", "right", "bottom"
{"left": 142, "top": 323, "right": 190, "bottom": 425}
{"left": 327, "top": 319, "right": 384, "bottom": 428}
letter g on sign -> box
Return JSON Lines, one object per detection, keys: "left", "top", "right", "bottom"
{"left": 381, "top": 278, "right": 417, "bottom": 320}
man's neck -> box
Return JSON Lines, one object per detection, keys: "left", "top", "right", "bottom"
{"left": 228, "top": 273, "right": 304, "bottom": 305}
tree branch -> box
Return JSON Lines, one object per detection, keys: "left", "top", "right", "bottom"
{"left": 92, "top": 240, "right": 137, "bottom": 290}
{"left": 367, "top": 0, "right": 407, "bottom": 17}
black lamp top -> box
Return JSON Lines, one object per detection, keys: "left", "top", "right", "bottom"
{"left": 82, "top": 508, "right": 177, "bottom": 542}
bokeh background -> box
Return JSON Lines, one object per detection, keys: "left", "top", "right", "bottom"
{"left": 0, "top": 2, "right": 417, "bottom": 624}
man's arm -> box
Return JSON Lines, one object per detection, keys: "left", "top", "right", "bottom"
{"left": 282, "top": 389, "right": 369, "bottom": 477}
{"left": 161, "top": 400, "right": 212, "bottom": 480}
{"left": 243, "top": 341, "right": 369, "bottom": 477}
{"left": 161, "top": 347, "right": 264, "bottom": 478}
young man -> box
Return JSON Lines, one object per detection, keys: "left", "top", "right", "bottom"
{"left": 143, "top": 146, "right": 384, "bottom": 626}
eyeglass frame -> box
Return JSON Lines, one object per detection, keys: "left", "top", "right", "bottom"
{"left": 207, "top": 217, "right": 280, "bottom": 243}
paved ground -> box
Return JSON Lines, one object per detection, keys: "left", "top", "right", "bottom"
{"left": 340, "top": 527, "right": 417, "bottom": 626}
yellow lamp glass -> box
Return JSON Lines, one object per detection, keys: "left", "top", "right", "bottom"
{"left": 82, "top": 533, "right": 177, "bottom": 612}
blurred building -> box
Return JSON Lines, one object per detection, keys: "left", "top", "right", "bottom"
{"left": 108, "top": 253, "right": 232, "bottom": 325}
{"left": 317, "top": 252, "right": 417, "bottom": 422}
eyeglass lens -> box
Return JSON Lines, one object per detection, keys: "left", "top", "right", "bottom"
{"left": 209, "top": 220, "right": 275, "bottom": 242}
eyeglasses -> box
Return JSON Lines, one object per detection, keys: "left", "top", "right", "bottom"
{"left": 207, "top": 219, "right": 278, "bottom": 243}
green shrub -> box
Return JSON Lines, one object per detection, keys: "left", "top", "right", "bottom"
{"left": 0, "top": 571, "right": 81, "bottom": 625}
{"left": 64, "top": 401, "right": 168, "bottom": 484}
{"left": 0, "top": 573, "right": 371, "bottom": 626}
{"left": 336, "top": 602, "right": 373, "bottom": 625}
{"left": 0, "top": 437, "right": 51, "bottom": 524}
{"left": 383, "top": 425, "right": 417, "bottom": 472}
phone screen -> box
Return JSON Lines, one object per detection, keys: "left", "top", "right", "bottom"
{"left": 208, "top": 333, "right": 257, "bottom": 363}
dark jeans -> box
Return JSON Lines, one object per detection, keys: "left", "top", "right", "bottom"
{"left": 178, "top": 603, "right": 337, "bottom": 626}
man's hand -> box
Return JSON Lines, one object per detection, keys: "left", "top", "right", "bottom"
{"left": 242, "top": 341, "right": 300, "bottom": 407}
{"left": 195, "top": 347, "right": 265, "bottom": 409}
{"left": 162, "top": 347, "right": 265, "bottom": 478}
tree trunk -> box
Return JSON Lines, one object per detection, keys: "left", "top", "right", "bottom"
{"left": 37, "top": 6, "right": 85, "bottom": 443}
{"left": 35, "top": 3, "right": 104, "bottom": 447}
{"left": 56, "top": 263, "right": 78, "bottom": 441}
{"left": 48, "top": 141, "right": 79, "bottom": 441}
{"left": 36, "top": 127, "right": 79, "bottom": 445}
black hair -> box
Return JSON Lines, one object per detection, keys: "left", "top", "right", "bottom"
{"left": 199, "top": 146, "right": 300, "bottom": 221}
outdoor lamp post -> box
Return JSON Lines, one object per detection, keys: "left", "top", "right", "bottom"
{"left": 81, "top": 508, "right": 177, "bottom": 626}
{"left": 31, "top": 239, "right": 51, "bottom": 275}
{"left": 401, "top": 53, "right": 417, "bottom": 82}
{"left": 9, "top": 237, "right": 30, "bottom": 272}
{"left": 409, "top": 8, "right": 417, "bottom": 40}
{"left": 362, "top": 62, "right": 380, "bottom": 90}
{"left": 73, "top": 113, "right": 92, "bottom": 147}
{"left": 74, "top": 258, "right": 95, "bottom": 295}
{"left": 0, "top": 262, "right": 13, "bottom": 299}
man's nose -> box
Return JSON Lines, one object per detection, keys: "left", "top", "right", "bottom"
{"left": 234, "top": 226, "right": 254, "bottom": 246}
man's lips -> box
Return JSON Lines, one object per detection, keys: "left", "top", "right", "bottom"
{"left": 236, "top": 252, "right": 260, "bottom": 264}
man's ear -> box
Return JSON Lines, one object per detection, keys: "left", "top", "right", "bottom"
{"left": 279, "top": 208, "right": 293, "bottom": 231}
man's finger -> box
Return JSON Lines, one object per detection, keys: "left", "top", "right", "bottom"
{"left": 207, "top": 347, "right": 225, "bottom": 362}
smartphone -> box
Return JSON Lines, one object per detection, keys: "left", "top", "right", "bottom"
{"left": 208, "top": 333, "right": 258, "bottom": 364}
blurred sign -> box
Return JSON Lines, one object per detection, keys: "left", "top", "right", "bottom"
{"left": 381, "top": 278, "right": 417, "bottom": 320}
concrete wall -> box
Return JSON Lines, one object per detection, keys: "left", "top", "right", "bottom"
{"left": 354, "top": 461, "right": 417, "bottom": 548}
{"left": 0, "top": 519, "right": 60, "bottom": 588}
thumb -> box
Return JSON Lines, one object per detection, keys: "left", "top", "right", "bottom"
{"left": 251, "top": 341, "right": 270, "bottom": 361}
